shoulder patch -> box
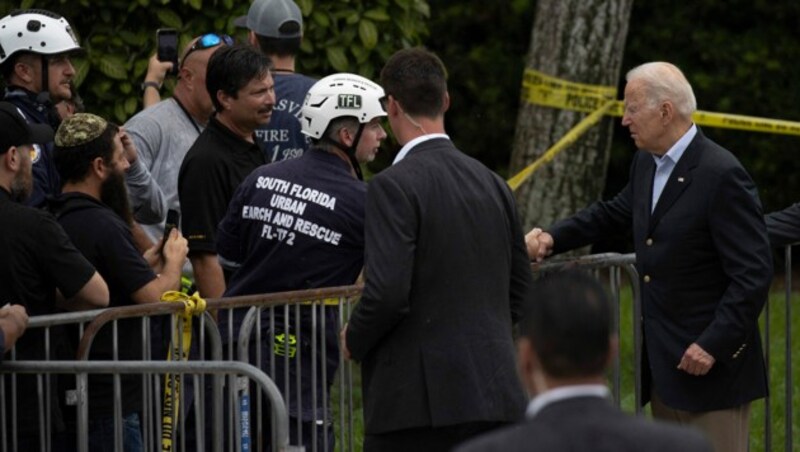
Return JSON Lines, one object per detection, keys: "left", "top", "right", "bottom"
{"left": 30, "top": 144, "right": 42, "bottom": 164}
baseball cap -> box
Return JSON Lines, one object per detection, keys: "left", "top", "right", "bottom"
{"left": 233, "top": 0, "right": 303, "bottom": 39}
{"left": 0, "top": 102, "right": 54, "bottom": 154}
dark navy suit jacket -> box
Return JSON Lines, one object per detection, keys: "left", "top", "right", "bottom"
{"left": 548, "top": 129, "right": 772, "bottom": 411}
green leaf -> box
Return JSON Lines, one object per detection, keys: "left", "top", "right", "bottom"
{"left": 21, "top": 0, "right": 35, "bottom": 9}
{"left": 393, "top": 0, "right": 412, "bottom": 11}
{"left": 114, "top": 102, "right": 127, "bottom": 123}
{"left": 345, "top": 11, "right": 360, "bottom": 25}
{"left": 326, "top": 46, "right": 349, "bottom": 72}
{"left": 311, "top": 10, "right": 330, "bottom": 28}
{"left": 296, "top": 0, "right": 313, "bottom": 15}
{"left": 124, "top": 96, "right": 138, "bottom": 115}
{"left": 137, "top": 0, "right": 150, "bottom": 6}
{"left": 364, "top": 9, "right": 390, "bottom": 21}
{"left": 156, "top": 8, "right": 183, "bottom": 29}
{"left": 188, "top": 0, "right": 203, "bottom": 11}
{"left": 359, "top": 19, "right": 378, "bottom": 50}
{"left": 72, "top": 59, "right": 91, "bottom": 87}
{"left": 412, "top": 0, "right": 430, "bottom": 17}
{"left": 97, "top": 55, "right": 129, "bottom": 80}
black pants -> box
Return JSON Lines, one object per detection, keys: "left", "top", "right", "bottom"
{"left": 364, "top": 421, "right": 508, "bottom": 452}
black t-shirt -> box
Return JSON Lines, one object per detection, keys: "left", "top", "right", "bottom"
{"left": 178, "top": 116, "right": 267, "bottom": 255}
{"left": 51, "top": 192, "right": 156, "bottom": 418}
{"left": 0, "top": 188, "right": 96, "bottom": 434}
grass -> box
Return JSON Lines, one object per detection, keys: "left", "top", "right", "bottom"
{"left": 331, "top": 279, "right": 800, "bottom": 451}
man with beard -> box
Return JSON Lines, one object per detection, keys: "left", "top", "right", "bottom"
{"left": 178, "top": 45, "right": 274, "bottom": 297}
{"left": 0, "top": 102, "right": 109, "bottom": 449}
{"left": 50, "top": 113, "right": 189, "bottom": 450}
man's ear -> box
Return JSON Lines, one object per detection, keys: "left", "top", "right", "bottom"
{"left": 442, "top": 91, "right": 450, "bottom": 114}
{"left": 4, "top": 147, "right": 20, "bottom": 171}
{"left": 216, "top": 90, "right": 231, "bottom": 111}
{"left": 247, "top": 30, "right": 259, "bottom": 47}
{"left": 91, "top": 156, "right": 107, "bottom": 179}
{"left": 660, "top": 101, "right": 674, "bottom": 123}
{"left": 387, "top": 95, "right": 401, "bottom": 117}
{"left": 606, "top": 334, "right": 619, "bottom": 368}
{"left": 337, "top": 126, "right": 354, "bottom": 148}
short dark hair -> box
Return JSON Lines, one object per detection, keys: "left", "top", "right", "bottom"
{"left": 522, "top": 271, "right": 612, "bottom": 378}
{"left": 54, "top": 123, "right": 119, "bottom": 185}
{"left": 206, "top": 44, "right": 273, "bottom": 111}
{"left": 254, "top": 35, "right": 301, "bottom": 58}
{"left": 0, "top": 52, "right": 33, "bottom": 83}
{"left": 380, "top": 47, "right": 447, "bottom": 119}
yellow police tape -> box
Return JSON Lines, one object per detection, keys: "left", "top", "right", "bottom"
{"left": 522, "top": 68, "right": 800, "bottom": 135}
{"left": 508, "top": 100, "right": 616, "bottom": 191}
{"left": 509, "top": 69, "right": 800, "bottom": 191}
{"left": 160, "top": 290, "right": 206, "bottom": 452}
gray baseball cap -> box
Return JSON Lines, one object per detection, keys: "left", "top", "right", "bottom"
{"left": 233, "top": 0, "right": 303, "bottom": 39}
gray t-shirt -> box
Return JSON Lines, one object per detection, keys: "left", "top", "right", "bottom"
{"left": 125, "top": 97, "right": 203, "bottom": 243}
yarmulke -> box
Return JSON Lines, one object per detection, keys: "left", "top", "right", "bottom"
{"left": 55, "top": 112, "right": 108, "bottom": 147}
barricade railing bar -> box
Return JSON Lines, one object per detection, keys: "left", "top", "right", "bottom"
{"left": 0, "top": 360, "right": 298, "bottom": 452}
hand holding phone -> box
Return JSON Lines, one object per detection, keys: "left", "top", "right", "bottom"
{"left": 161, "top": 209, "right": 180, "bottom": 254}
{"left": 156, "top": 28, "right": 179, "bottom": 76}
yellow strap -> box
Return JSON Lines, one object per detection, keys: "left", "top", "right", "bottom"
{"left": 159, "top": 291, "right": 206, "bottom": 451}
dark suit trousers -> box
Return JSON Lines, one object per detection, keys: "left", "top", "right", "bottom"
{"left": 363, "top": 421, "right": 508, "bottom": 452}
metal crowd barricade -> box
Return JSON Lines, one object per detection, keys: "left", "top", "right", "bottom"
{"left": 0, "top": 360, "right": 296, "bottom": 451}
{"left": 74, "top": 302, "right": 224, "bottom": 452}
{"left": 207, "top": 285, "right": 362, "bottom": 452}
{"left": 531, "top": 252, "right": 641, "bottom": 410}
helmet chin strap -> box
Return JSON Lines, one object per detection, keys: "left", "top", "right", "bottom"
{"left": 35, "top": 54, "right": 52, "bottom": 106}
{"left": 326, "top": 123, "right": 366, "bottom": 181}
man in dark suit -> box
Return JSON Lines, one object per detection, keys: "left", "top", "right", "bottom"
{"left": 341, "top": 47, "right": 534, "bottom": 452}
{"left": 455, "top": 271, "right": 713, "bottom": 452}
{"left": 527, "top": 62, "right": 772, "bottom": 452}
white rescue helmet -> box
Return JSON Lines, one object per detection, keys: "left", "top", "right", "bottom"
{"left": 0, "top": 9, "right": 82, "bottom": 65}
{"left": 301, "top": 73, "right": 386, "bottom": 139}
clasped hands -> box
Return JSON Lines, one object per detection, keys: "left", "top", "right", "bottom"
{"left": 525, "top": 228, "right": 554, "bottom": 262}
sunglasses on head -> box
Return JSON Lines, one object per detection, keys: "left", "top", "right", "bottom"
{"left": 181, "top": 33, "right": 234, "bottom": 68}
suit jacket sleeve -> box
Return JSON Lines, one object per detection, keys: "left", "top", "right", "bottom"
{"left": 764, "top": 202, "right": 800, "bottom": 247}
{"left": 506, "top": 185, "right": 534, "bottom": 324}
{"left": 346, "top": 174, "right": 417, "bottom": 361}
{"left": 548, "top": 177, "right": 634, "bottom": 255}
{"left": 695, "top": 165, "right": 772, "bottom": 361}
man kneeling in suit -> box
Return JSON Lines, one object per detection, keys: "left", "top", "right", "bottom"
{"left": 455, "top": 271, "right": 712, "bottom": 452}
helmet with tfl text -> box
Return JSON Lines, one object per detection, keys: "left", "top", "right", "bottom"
{"left": 300, "top": 73, "right": 386, "bottom": 139}
{"left": 0, "top": 9, "right": 82, "bottom": 65}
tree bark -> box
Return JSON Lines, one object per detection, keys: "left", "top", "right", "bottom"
{"left": 510, "top": 0, "right": 633, "bottom": 238}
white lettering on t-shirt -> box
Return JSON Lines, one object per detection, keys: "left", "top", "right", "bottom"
{"left": 248, "top": 178, "right": 345, "bottom": 247}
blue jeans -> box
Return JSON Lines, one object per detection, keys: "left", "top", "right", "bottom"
{"left": 87, "top": 412, "right": 143, "bottom": 452}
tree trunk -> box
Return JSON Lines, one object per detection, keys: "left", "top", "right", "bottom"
{"left": 510, "top": 0, "right": 633, "bottom": 239}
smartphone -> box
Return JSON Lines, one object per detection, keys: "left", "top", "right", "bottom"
{"left": 161, "top": 209, "right": 180, "bottom": 253}
{"left": 156, "top": 28, "right": 179, "bottom": 76}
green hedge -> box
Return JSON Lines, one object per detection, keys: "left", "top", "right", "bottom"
{"left": 2, "top": 0, "right": 429, "bottom": 122}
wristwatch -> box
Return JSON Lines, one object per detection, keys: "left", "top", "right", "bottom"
{"left": 141, "top": 81, "right": 160, "bottom": 93}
